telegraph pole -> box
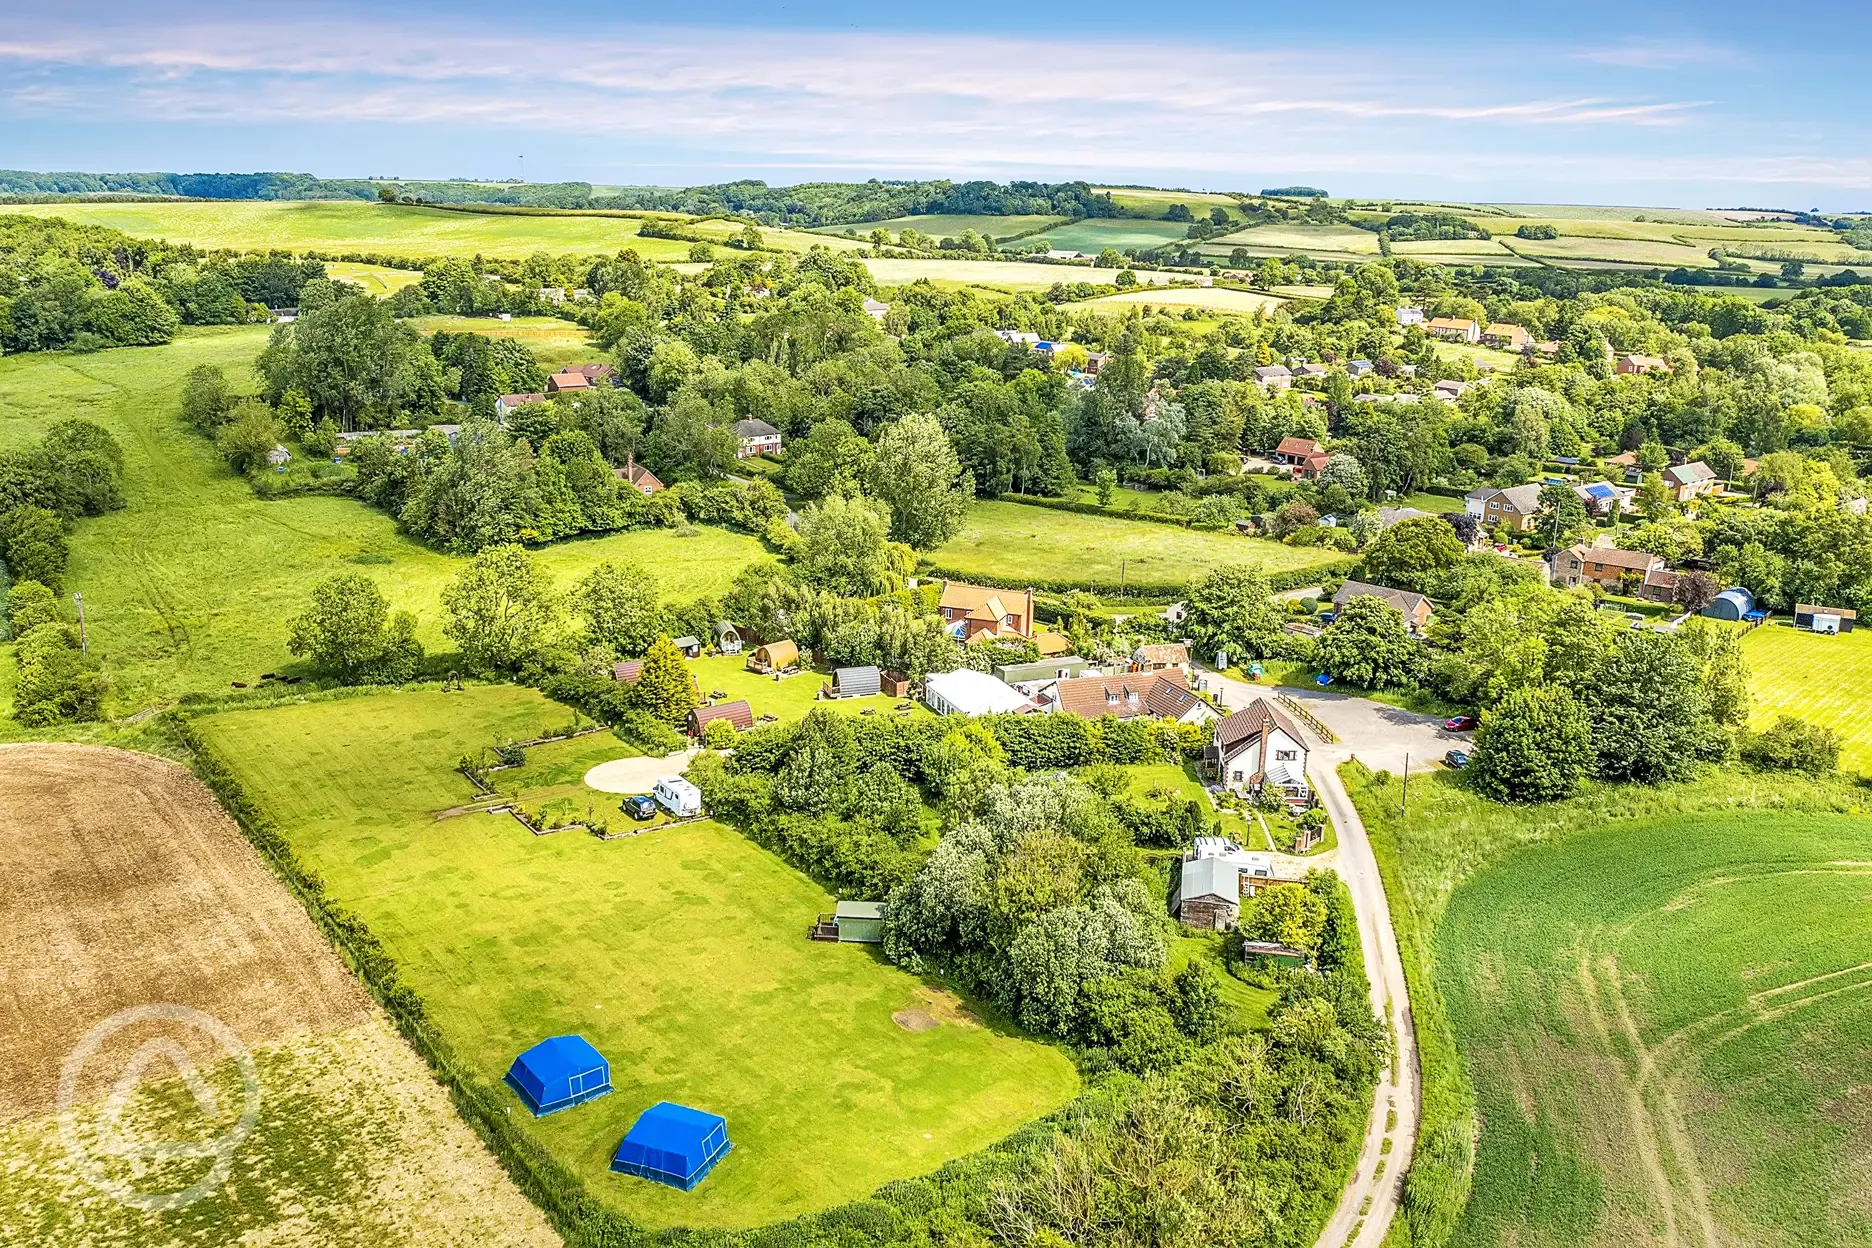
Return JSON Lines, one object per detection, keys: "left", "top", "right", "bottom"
{"left": 73, "top": 592, "right": 87, "bottom": 654}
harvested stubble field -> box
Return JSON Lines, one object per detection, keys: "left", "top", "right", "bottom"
{"left": 0, "top": 742, "right": 557, "bottom": 1247}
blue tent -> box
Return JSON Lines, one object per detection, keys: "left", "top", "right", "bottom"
{"left": 1701, "top": 588, "right": 1756, "bottom": 622}
{"left": 611, "top": 1102, "right": 732, "bottom": 1190}
{"left": 505, "top": 1036, "right": 612, "bottom": 1116}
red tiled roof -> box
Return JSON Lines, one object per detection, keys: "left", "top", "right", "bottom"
{"left": 1276, "top": 436, "right": 1324, "bottom": 457}
{"left": 1053, "top": 671, "right": 1194, "bottom": 720}
{"left": 1213, "top": 698, "right": 1308, "bottom": 751}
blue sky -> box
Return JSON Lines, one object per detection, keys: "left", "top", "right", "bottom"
{"left": 2, "top": 1, "right": 1867, "bottom": 209}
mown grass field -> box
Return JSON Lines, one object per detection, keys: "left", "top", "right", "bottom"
{"left": 927, "top": 499, "right": 1353, "bottom": 592}
{"left": 1439, "top": 809, "right": 1872, "bottom": 1247}
{"left": 816, "top": 213, "right": 1065, "bottom": 241}
{"left": 410, "top": 313, "right": 601, "bottom": 370}
{"left": 197, "top": 685, "right": 1079, "bottom": 1231}
{"left": 0, "top": 328, "right": 774, "bottom": 714}
{"left": 1067, "top": 287, "right": 1289, "bottom": 314}
{"left": 1348, "top": 764, "right": 1872, "bottom": 1248}
{"left": 1208, "top": 222, "right": 1381, "bottom": 258}
{"left": 325, "top": 261, "right": 425, "bottom": 295}
{"left": 1042, "top": 218, "right": 1200, "bottom": 253}
{"left": 1743, "top": 620, "right": 1872, "bottom": 775}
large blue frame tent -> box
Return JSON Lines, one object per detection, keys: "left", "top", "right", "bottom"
{"left": 611, "top": 1102, "right": 732, "bottom": 1190}
{"left": 505, "top": 1035, "right": 612, "bottom": 1116}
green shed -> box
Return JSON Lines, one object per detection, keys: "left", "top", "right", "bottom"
{"left": 834, "top": 901, "right": 886, "bottom": 943}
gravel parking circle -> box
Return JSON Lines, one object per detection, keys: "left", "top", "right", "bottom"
{"left": 583, "top": 751, "right": 693, "bottom": 794}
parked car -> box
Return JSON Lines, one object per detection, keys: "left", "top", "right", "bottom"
{"left": 622, "top": 794, "right": 656, "bottom": 821}
{"left": 1444, "top": 714, "right": 1479, "bottom": 732}
{"left": 1443, "top": 749, "right": 1470, "bottom": 769}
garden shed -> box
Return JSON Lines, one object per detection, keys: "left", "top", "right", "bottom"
{"left": 505, "top": 1035, "right": 612, "bottom": 1116}
{"left": 834, "top": 900, "right": 886, "bottom": 942}
{"left": 611, "top": 1102, "right": 732, "bottom": 1190}
{"left": 747, "top": 640, "right": 799, "bottom": 674}
{"left": 830, "top": 666, "right": 881, "bottom": 699}
{"left": 671, "top": 636, "right": 703, "bottom": 658}
{"left": 1701, "top": 588, "right": 1756, "bottom": 622}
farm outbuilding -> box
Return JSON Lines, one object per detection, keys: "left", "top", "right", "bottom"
{"left": 689, "top": 700, "right": 754, "bottom": 736}
{"left": 1795, "top": 603, "right": 1856, "bottom": 634}
{"left": 505, "top": 1035, "right": 613, "bottom": 1116}
{"left": 747, "top": 640, "right": 799, "bottom": 674}
{"left": 1702, "top": 588, "right": 1756, "bottom": 622}
{"left": 611, "top": 1102, "right": 733, "bottom": 1190}
{"left": 830, "top": 666, "right": 881, "bottom": 698}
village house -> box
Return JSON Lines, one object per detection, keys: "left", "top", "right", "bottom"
{"left": 1331, "top": 580, "right": 1433, "bottom": 634}
{"left": 1464, "top": 483, "right": 1543, "bottom": 533}
{"left": 1131, "top": 642, "right": 1191, "bottom": 675}
{"left": 1346, "top": 359, "right": 1374, "bottom": 378}
{"left": 937, "top": 581, "right": 1034, "bottom": 641}
{"left": 1253, "top": 364, "right": 1294, "bottom": 391}
{"left": 495, "top": 392, "right": 547, "bottom": 419}
{"left": 613, "top": 453, "right": 665, "bottom": 496}
{"left": 1663, "top": 461, "right": 1719, "bottom": 503}
{"left": 1293, "top": 362, "right": 1329, "bottom": 379}
{"left": 862, "top": 297, "right": 891, "bottom": 322}
{"left": 1427, "top": 317, "right": 1482, "bottom": 344}
{"left": 1203, "top": 700, "right": 1311, "bottom": 803}
{"left": 732, "top": 418, "right": 783, "bottom": 459}
{"left": 572, "top": 362, "right": 618, "bottom": 385}
{"left": 1550, "top": 545, "right": 1678, "bottom": 602}
{"left": 1396, "top": 305, "right": 1425, "bottom": 326}
{"left": 1433, "top": 379, "right": 1469, "bottom": 401}
{"left": 1049, "top": 671, "right": 1218, "bottom": 726}
{"left": 1274, "top": 435, "right": 1325, "bottom": 469}
{"left": 545, "top": 370, "right": 591, "bottom": 395}
{"left": 1573, "top": 480, "right": 1628, "bottom": 517}
{"left": 1482, "top": 322, "right": 1532, "bottom": 350}
{"left": 1616, "top": 353, "right": 1669, "bottom": 376}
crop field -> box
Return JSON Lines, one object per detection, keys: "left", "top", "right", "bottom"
{"left": 863, "top": 258, "right": 1173, "bottom": 290}
{"left": 326, "top": 261, "right": 425, "bottom": 295}
{"left": 1438, "top": 808, "right": 1872, "bottom": 1247}
{"left": 1041, "top": 218, "right": 1202, "bottom": 252}
{"left": 815, "top": 213, "right": 1065, "bottom": 241}
{"left": 410, "top": 314, "right": 600, "bottom": 370}
{"left": 1092, "top": 186, "right": 1244, "bottom": 217}
{"left": 0, "top": 742, "right": 556, "bottom": 1247}
{"left": 196, "top": 686, "right": 1079, "bottom": 1230}
{"left": 1067, "top": 286, "right": 1288, "bottom": 314}
{"left": 1742, "top": 620, "right": 1872, "bottom": 775}
{"left": 927, "top": 499, "right": 1353, "bottom": 592}
{"left": 0, "top": 328, "right": 774, "bottom": 714}
{"left": 1207, "top": 223, "right": 1381, "bottom": 257}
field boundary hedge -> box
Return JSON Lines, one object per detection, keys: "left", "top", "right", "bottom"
{"left": 995, "top": 492, "right": 1194, "bottom": 528}
{"left": 921, "top": 559, "right": 1348, "bottom": 600}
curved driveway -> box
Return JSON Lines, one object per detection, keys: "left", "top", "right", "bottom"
{"left": 1201, "top": 669, "right": 1465, "bottom": 1248}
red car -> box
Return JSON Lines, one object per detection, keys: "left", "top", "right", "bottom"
{"left": 1444, "top": 715, "right": 1479, "bottom": 732}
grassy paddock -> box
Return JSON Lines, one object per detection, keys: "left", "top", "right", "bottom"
{"left": 410, "top": 313, "right": 601, "bottom": 370}
{"left": 0, "top": 329, "right": 774, "bottom": 713}
{"left": 865, "top": 258, "right": 1172, "bottom": 290}
{"left": 928, "top": 499, "right": 1351, "bottom": 593}
{"left": 1042, "top": 218, "right": 1205, "bottom": 253}
{"left": 197, "top": 686, "right": 1078, "bottom": 1230}
{"left": 1742, "top": 619, "right": 1872, "bottom": 775}
{"left": 817, "top": 214, "right": 1066, "bottom": 241}
{"left": 326, "top": 261, "right": 426, "bottom": 295}
{"left": 1066, "top": 287, "right": 1288, "bottom": 314}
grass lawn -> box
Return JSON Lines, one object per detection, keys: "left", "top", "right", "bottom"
{"left": 1066, "top": 287, "right": 1288, "bottom": 315}
{"left": 1393, "top": 491, "right": 1466, "bottom": 514}
{"left": 0, "top": 329, "right": 775, "bottom": 714}
{"left": 410, "top": 313, "right": 601, "bottom": 371}
{"left": 686, "top": 654, "right": 920, "bottom": 725}
{"left": 928, "top": 500, "right": 1352, "bottom": 593}
{"left": 1743, "top": 619, "right": 1872, "bottom": 775}
{"left": 1347, "top": 763, "right": 1872, "bottom": 1248}
{"left": 197, "top": 686, "right": 1079, "bottom": 1230}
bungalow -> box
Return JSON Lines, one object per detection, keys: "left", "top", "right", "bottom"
{"left": 828, "top": 665, "right": 882, "bottom": 699}
{"left": 1572, "top": 480, "right": 1627, "bottom": 517}
{"left": 1332, "top": 580, "right": 1433, "bottom": 634}
{"left": 1794, "top": 603, "right": 1857, "bottom": 634}
{"left": 1204, "top": 699, "right": 1311, "bottom": 801}
{"left": 1293, "top": 362, "right": 1329, "bottom": 379}
{"left": 545, "top": 371, "right": 592, "bottom": 395}
{"left": 1253, "top": 364, "right": 1293, "bottom": 391}
{"left": 994, "top": 329, "right": 1041, "bottom": 347}
{"left": 1550, "top": 545, "right": 1677, "bottom": 602}
{"left": 732, "top": 418, "right": 783, "bottom": 459}
{"left": 689, "top": 700, "right": 754, "bottom": 737}
{"left": 1427, "top": 317, "right": 1482, "bottom": 344}
{"left": 995, "top": 656, "right": 1096, "bottom": 700}
{"left": 495, "top": 392, "right": 548, "bottom": 419}
{"left": 746, "top": 639, "right": 800, "bottom": 674}
{"left": 1465, "top": 483, "right": 1543, "bottom": 533}
{"left": 1273, "top": 436, "right": 1325, "bottom": 469}
{"left": 573, "top": 362, "right": 619, "bottom": 385}
{"left": 1131, "top": 642, "right": 1191, "bottom": 675}
{"left": 1663, "top": 461, "right": 1718, "bottom": 503}
{"left": 1377, "top": 505, "right": 1430, "bottom": 528}
{"left": 1396, "top": 305, "right": 1425, "bottom": 326}
{"left": 1050, "top": 671, "right": 1218, "bottom": 726}
{"left": 1482, "top": 322, "right": 1532, "bottom": 350}
{"left": 938, "top": 581, "right": 1034, "bottom": 641}
{"left": 1347, "top": 359, "right": 1374, "bottom": 378}
{"left": 924, "top": 668, "right": 1036, "bottom": 717}
{"left": 613, "top": 453, "right": 666, "bottom": 496}
{"left": 1616, "top": 353, "right": 1669, "bottom": 375}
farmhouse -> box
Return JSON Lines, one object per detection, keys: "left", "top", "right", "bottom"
{"left": 733, "top": 418, "right": 783, "bottom": 458}
{"left": 747, "top": 639, "right": 800, "bottom": 674}
{"left": 1427, "top": 317, "right": 1482, "bottom": 343}
{"left": 1482, "top": 322, "right": 1532, "bottom": 349}
{"left": 924, "top": 668, "right": 1036, "bottom": 717}
{"left": 1050, "top": 671, "right": 1218, "bottom": 725}
{"left": 828, "top": 666, "right": 882, "bottom": 699}
{"left": 1550, "top": 545, "right": 1678, "bottom": 602}
{"left": 938, "top": 580, "right": 1034, "bottom": 641}
{"left": 689, "top": 700, "right": 754, "bottom": 736}
{"left": 1332, "top": 580, "right": 1433, "bottom": 634}
{"left": 613, "top": 453, "right": 666, "bottom": 496}
{"left": 496, "top": 392, "right": 548, "bottom": 419}
{"left": 1664, "top": 461, "right": 1719, "bottom": 502}
{"left": 1131, "top": 642, "right": 1191, "bottom": 674}
{"left": 545, "top": 371, "right": 592, "bottom": 395}
{"left": 1465, "top": 483, "right": 1543, "bottom": 532}
{"left": 1795, "top": 603, "right": 1857, "bottom": 633}
{"left": 1204, "top": 699, "right": 1310, "bottom": 801}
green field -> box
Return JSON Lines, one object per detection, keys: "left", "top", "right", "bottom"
{"left": 817, "top": 213, "right": 1065, "bottom": 242}
{"left": 864, "top": 258, "right": 1179, "bottom": 290}
{"left": 1743, "top": 620, "right": 1872, "bottom": 775}
{"left": 1206, "top": 223, "right": 1381, "bottom": 258}
{"left": 1439, "top": 809, "right": 1872, "bottom": 1247}
{"left": 410, "top": 313, "right": 601, "bottom": 370}
{"left": 1092, "top": 187, "right": 1244, "bottom": 217}
{"left": 686, "top": 654, "right": 922, "bottom": 723}
{"left": 326, "top": 260, "right": 426, "bottom": 295}
{"left": 927, "top": 499, "right": 1352, "bottom": 591}
{"left": 1042, "top": 218, "right": 1201, "bottom": 253}
{"left": 1067, "top": 287, "right": 1288, "bottom": 314}
{"left": 0, "top": 329, "right": 774, "bottom": 713}
{"left": 196, "top": 685, "right": 1079, "bottom": 1230}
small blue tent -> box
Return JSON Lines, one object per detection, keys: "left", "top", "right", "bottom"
{"left": 611, "top": 1102, "right": 732, "bottom": 1190}
{"left": 505, "top": 1036, "right": 612, "bottom": 1116}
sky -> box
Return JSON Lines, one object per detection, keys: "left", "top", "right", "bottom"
{"left": 1, "top": 1, "right": 1868, "bottom": 210}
